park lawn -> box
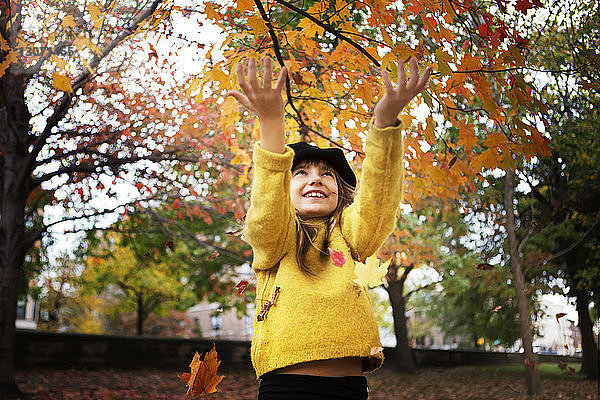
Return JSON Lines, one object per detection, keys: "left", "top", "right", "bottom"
{"left": 14, "top": 363, "right": 598, "bottom": 400}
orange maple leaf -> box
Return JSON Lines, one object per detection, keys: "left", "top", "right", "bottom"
{"left": 178, "top": 345, "right": 224, "bottom": 397}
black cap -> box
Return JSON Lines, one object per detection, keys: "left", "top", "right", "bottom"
{"left": 288, "top": 142, "right": 356, "bottom": 189}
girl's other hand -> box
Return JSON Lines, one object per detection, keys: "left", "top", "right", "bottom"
{"left": 374, "top": 57, "right": 431, "bottom": 129}
{"left": 228, "top": 57, "right": 287, "bottom": 123}
{"left": 228, "top": 57, "right": 288, "bottom": 153}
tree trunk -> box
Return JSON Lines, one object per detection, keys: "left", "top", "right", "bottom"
{"left": 136, "top": 295, "right": 144, "bottom": 336}
{"left": 504, "top": 168, "right": 542, "bottom": 395}
{"left": 574, "top": 289, "right": 599, "bottom": 380}
{"left": 386, "top": 281, "right": 416, "bottom": 373}
{"left": 0, "top": 69, "right": 31, "bottom": 397}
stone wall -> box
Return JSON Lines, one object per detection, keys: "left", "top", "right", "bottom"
{"left": 15, "top": 330, "right": 581, "bottom": 371}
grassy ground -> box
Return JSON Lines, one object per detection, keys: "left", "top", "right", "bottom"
{"left": 14, "top": 363, "right": 598, "bottom": 400}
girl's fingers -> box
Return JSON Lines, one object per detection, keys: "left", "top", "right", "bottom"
{"left": 407, "top": 57, "right": 418, "bottom": 89}
{"left": 417, "top": 67, "right": 432, "bottom": 92}
{"left": 227, "top": 90, "right": 253, "bottom": 110}
{"left": 263, "top": 57, "right": 272, "bottom": 88}
{"left": 274, "top": 66, "right": 288, "bottom": 91}
{"left": 248, "top": 57, "right": 259, "bottom": 90}
{"left": 398, "top": 59, "right": 407, "bottom": 89}
{"left": 236, "top": 63, "right": 251, "bottom": 95}
{"left": 382, "top": 69, "right": 393, "bottom": 91}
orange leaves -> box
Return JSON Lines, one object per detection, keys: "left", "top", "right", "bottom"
{"left": 52, "top": 73, "right": 73, "bottom": 93}
{"left": 179, "top": 345, "right": 225, "bottom": 397}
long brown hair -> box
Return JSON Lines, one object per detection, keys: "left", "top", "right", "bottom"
{"left": 293, "top": 160, "right": 355, "bottom": 278}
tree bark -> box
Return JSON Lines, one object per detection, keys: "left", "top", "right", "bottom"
{"left": 136, "top": 295, "right": 144, "bottom": 336}
{"left": 0, "top": 67, "right": 31, "bottom": 397}
{"left": 386, "top": 277, "right": 416, "bottom": 373}
{"left": 504, "top": 168, "right": 542, "bottom": 395}
{"left": 574, "top": 289, "right": 599, "bottom": 380}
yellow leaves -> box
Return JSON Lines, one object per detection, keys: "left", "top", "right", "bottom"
{"left": 435, "top": 48, "right": 453, "bottom": 76}
{"left": 207, "top": 67, "right": 230, "bottom": 90}
{"left": 87, "top": 2, "right": 102, "bottom": 22}
{"left": 52, "top": 72, "right": 73, "bottom": 93}
{"left": 62, "top": 15, "right": 76, "bottom": 29}
{"left": 236, "top": 0, "right": 255, "bottom": 12}
{"left": 424, "top": 116, "right": 436, "bottom": 144}
{"left": 0, "top": 36, "right": 9, "bottom": 52}
{"left": 0, "top": 50, "right": 17, "bottom": 78}
{"left": 353, "top": 255, "right": 391, "bottom": 288}
{"left": 247, "top": 15, "right": 269, "bottom": 37}
{"left": 74, "top": 36, "right": 102, "bottom": 56}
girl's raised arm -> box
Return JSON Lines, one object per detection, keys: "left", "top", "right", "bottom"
{"left": 228, "top": 57, "right": 287, "bottom": 153}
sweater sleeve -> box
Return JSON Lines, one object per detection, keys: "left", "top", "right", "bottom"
{"left": 340, "top": 118, "right": 404, "bottom": 262}
{"left": 243, "top": 142, "right": 296, "bottom": 271}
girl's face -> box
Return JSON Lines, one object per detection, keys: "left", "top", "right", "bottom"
{"left": 291, "top": 161, "right": 338, "bottom": 219}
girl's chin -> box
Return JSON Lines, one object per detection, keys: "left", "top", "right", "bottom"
{"left": 297, "top": 208, "right": 335, "bottom": 219}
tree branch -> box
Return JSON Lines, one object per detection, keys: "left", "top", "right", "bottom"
{"left": 23, "top": 0, "right": 164, "bottom": 183}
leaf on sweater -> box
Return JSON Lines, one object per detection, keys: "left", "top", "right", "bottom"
{"left": 353, "top": 255, "right": 391, "bottom": 288}
{"left": 235, "top": 280, "right": 249, "bottom": 296}
{"left": 370, "top": 346, "right": 383, "bottom": 356}
{"left": 178, "top": 345, "right": 224, "bottom": 397}
{"left": 328, "top": 248, "right": 346, "bottom": 267}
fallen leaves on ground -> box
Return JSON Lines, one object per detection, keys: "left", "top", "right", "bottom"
{"left": 14, "top": 364, "right": 598, "bottom": 399}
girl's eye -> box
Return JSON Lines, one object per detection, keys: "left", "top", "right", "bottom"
{"left": 294, "top": 169, "right": 307, "bottom": 176}
{"left": 323, "top": 171, "right": 333, "bottom": 177}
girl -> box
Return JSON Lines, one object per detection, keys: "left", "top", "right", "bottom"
{"left": 229, "top": 56, "right": 430, "bottom": 399}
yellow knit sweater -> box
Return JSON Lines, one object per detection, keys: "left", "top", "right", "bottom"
{"left": 244, "top": 119, "right": 404, "bottom": 379}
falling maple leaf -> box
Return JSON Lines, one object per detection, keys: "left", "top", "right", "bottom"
{"left": 492, "top": 305, "right": 502, "bottom": 312}
{"left": 328, "top": 248, "right": 346, "bottom": 267}
{"left": 207, "top": 250, "right": 219, "bottom": 261}
{"left": 353, "top": 255, "right": 391, "bottom": 288}
{"left": 178, "top": 344, "right": 224, "bottom": 398}
{"left": 555, "top": 312, "right": 567, "bottom": 323}
{"left": 235, "top": 280, "right": 249, "bottom": 296}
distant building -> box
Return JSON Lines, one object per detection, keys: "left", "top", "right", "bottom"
{"left": 187, "top": 301, "right": 254, "bottom": 341}
{"left": 16, "top": 295, "right": 38, "bottom": 330}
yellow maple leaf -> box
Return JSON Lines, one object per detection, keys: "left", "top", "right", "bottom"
{"left": 87, "top": 2, "right": 102, "bottom": 22}
{"left": 248, "top": 15, "right": 269, "bottom": 37}
{"left": 353, "top": 254, "right": 391, "bottom": 288}
{"left": 62, "top": 15, "right": 76, "bottom": 29}
{"left": 236, "top": 0, "right": 255, "bottom": 12}
{"left": 52, "top": 72, "right": 73, "bottom": 93}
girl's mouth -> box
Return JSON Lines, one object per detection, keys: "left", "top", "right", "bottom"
{"left": 303, "top": 190, "right": 327, "bottom": 199}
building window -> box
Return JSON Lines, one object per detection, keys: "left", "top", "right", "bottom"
{"left": 211, "top": 315, "right": 222, "bottom": 331}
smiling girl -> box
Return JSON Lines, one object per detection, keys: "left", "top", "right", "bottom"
{"left": 228, "top": 56, "right": 430, "bottom": 399}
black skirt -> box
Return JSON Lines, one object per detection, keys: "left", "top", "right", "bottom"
{"left": 258, "top": 372, "right": 369, "bottom": 400}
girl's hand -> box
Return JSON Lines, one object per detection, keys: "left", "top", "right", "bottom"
{"left": 228, "top": 57, "right": 288, "bottom": 153}
{"left": 374, "top": 57, "right": 431, "bottom": 129}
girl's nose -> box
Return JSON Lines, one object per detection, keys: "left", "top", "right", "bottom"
{"left": 308, "top": 172, "right": 323, "bottom": 185}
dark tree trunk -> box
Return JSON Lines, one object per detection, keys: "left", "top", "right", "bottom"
{"left": 0, "top": 61, "right": 33, "bottom": 397}
{"left": 504, "top": 168, "right": 542, "bottom": 395}
{"left": 136, "top": 295, "right": 144, "bottom": 336}
{"left": 574, "top": 289, "right": 599, "bottom": 380}
{"left": 386, "top": 279, "right": 416, "bottom": 373}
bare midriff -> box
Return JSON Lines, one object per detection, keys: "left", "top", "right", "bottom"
{"left": 273, "top": 357, "right": 363, "bottom": 377}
